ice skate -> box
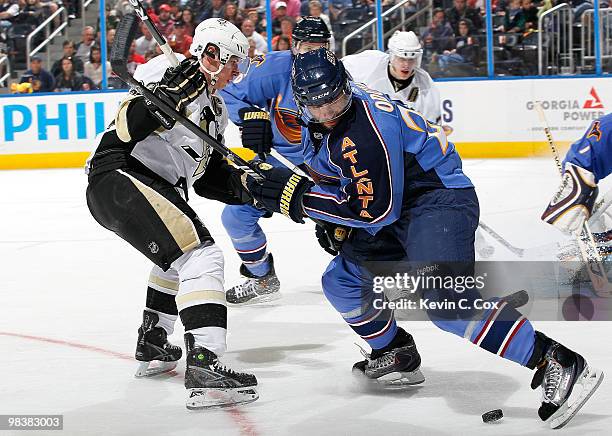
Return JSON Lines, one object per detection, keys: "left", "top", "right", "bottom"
{"left": 226, "top": 254, "right": 281, "bottom": 305}
{"left": 531, "top": 335, "right": 604, "bottom": 429}
{"left": 184, "top": 333, "right": 259, "bottom": 410}
{"left": 352, "top": 328, "right": 425, "bottom": 387}
{"left": 134, "top": 310, "right": 182, "bottom": 378}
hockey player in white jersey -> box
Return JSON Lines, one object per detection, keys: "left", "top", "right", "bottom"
{"left": 85, "top": 18, "right": 258, "bottom": 409}
{"left": 342, "top": 30, "right": 442, "bottom": 124}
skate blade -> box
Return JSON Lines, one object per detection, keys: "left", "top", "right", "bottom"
{"left": 377, "top": 368, "right": 426, "bottom": 387}
{"left": 353, "top": 368, "right": 425, "bottom": 388}
{"left": 134, "top": 361, "right": 178, "bottom": 378}
{"left": 550, "top": 366, "right": 604, "bottom": 429}
{"left": 186, "top": 387, "right": 259, "bottom": 410}
{"left": 229, "top": 292, "right": 282, "bottom": 306}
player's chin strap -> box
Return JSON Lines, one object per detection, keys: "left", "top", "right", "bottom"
{"left": 198, "top": 55, "right": 224, "bottom": 88}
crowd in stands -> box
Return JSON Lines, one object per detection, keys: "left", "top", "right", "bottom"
{"left": 3, "top": 0, "right": 611, "bottom": 92}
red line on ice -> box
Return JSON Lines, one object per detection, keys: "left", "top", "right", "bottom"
{"left": 0, "top": 331, "right": 259, "bottom": 436}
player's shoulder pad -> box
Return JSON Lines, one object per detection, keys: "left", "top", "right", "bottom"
{"left": 414, "top": 68, "right": 435, "bottom": 87}
{"left": 250, "top": 50, "right": 293, "bottom": 74}
{"left": 134, "top": 53, "right": 187, "bottom": 86}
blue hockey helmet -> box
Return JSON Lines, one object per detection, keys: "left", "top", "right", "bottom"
{"left": 291, "top": 16, "right": 331, "bottom": 54}
{"left": 291, "top": 48, "right": 352, "bottom": 124}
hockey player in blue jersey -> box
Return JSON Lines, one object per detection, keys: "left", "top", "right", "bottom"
{"left": 244, "top": 48, "right": 603, "bottom": 428}
{"left": 542, "top": 113, "right": 612, "bottom": 234}
{"left": 218, "top": 17, "right": 332, "bottom": 305}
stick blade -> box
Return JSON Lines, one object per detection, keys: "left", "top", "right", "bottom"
{"left": 111, "top": 12, "right": 140, "bottom": 77}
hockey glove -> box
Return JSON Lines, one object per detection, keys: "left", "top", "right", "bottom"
{"left": 148, "top": 58, "right": 207, "bottom": 129}
{"left": 246, "top": 163, "right": 314, "bottom": 223}
{"left": 315, "top": 221, "right": 351, "bottom": 256}
{"left": 541, "top": 162, "right": 599, "bottom": 234}
{"left": 238, "top": 107, "right": 273, "bottom": 157}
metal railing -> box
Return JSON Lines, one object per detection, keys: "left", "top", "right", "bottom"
{"left": 581, "top": 8, "right": 612, "bottom": 72}
{"left": 0, "top": 55, "right": 10, "bottom": 86}
{"left": 82, "top": 0, "right": 96, "bottom": 29}
{"left": 341, "top": 0, "right": 431, "bottom": 58}
{"left": 26, "top": 7, "right": 69, "bottom": 69}
{"left": 538, "top": 3, "right": 573, "bottom": 75}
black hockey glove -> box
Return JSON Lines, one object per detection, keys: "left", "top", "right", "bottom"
{"left": 315, "top": 221, "right": 351, "bottom": 256}
{"left": 246, "top": 163, "right": 314, "bottom": 223}
{"left": 238, "top": 107, "right": 273, "bottom": 157}
{"left": 148, "top": 58, "right": 207, "bottom": 129}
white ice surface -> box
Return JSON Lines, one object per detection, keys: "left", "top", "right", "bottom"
{"left": 1, "top": 158, "right": 611, "bottom": 436}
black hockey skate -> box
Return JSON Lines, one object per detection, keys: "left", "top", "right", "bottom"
{"left": 530, "top": 332, "right": 604, "bottom": 429}
{"left": 226, "top": 254, "right": 280, "bottom": 305}
{"left": 184, "top": 333, "right": 259, "bottom": 409}
{"left": 134, "top": 310, "right": 182, "bottom": 378}
{"left": 352, "top": 328, "right": 425, "bottom": 387}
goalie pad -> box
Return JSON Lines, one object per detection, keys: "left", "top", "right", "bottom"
{"left": 542, "top": 162, "right": 599, "bottom": 234}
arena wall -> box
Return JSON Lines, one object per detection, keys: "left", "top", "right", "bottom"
{"left": 0, "top": 77, "right": 608, "bottom": 169}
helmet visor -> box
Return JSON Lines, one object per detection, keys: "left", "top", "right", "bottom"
{"left": 303, "top": 89, "right": 351, "bottom": 123}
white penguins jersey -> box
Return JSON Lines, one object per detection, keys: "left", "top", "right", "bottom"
{"left": 342, "top": 50, "right": 441, "bottom": 124}
{"left": 86, "top": 54, "right": 227, "bottom": 189}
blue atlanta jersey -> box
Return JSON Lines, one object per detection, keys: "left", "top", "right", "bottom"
{"left": 219, "top": 50, "right": 304, "bottom": 165}
{"left": 301, "top": 82, "right": 473, "bottom": 235}
{"left": 564, "top": 113, "right": 612, "bottom": 183}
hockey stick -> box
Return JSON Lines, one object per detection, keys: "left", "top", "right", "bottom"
{"left": 128, "top": 0, "right": 179, "bottom": 67}
{"left": 111, "top": 13, "right": 264, "bottom": 182}
{"left": 535, "top": 102, "right": 611, "bottom": 296}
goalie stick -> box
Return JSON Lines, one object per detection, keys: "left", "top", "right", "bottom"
{"left": 110, "top": 12, "right": 264, "bottom": 182}
{"left": 535, "top": 102, "right": 612, "bottom": 296}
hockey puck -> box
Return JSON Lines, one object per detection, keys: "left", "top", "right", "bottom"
{"left": 482, "top": 409, "right": 503, "bottom": 423}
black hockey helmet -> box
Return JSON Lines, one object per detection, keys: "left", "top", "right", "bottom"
{"left": 291, "top": 48, "right": 352, "bottom": 124}
{"left": 292, "top": 16, "right": 331, "bottom": 43}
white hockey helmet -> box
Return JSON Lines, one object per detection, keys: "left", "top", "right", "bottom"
{"left": 190, "top": 18, "right": 250, "bottom": 83}
{"left": 387, "top": 31, "right": 423, "bottom": 68}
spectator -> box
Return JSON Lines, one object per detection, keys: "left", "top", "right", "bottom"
{"left": 223, "top": 1, "right": 243, "bottom": 26}
{"left": 273, "top": 34, "right": 291, "bottom": 50}
{"left": 502, "top": 0, "right": 526, "bottom": 33}
{"left": 135, "top": 22, "right": 157, "bottom": 56}
{"left": 309, "top": 1, "right": 331, "bottom": 32}
{"left": 127, "top": 41, "right": 146, "bottom": 74}
{"left": 246, "top": 8, "right": 265, "bottom": 33}
{"left": 157, "top": 3, "right": 175, "bottom": 37}
{"left": 176, "top": 7, "right": 196, "bottom": 36}
{"left": 84, "top": 46, "right": 112, "bottom": 88}
{"left": 51, "top": 41, "right": 84, "bottom": 77}
{"left": 301, "top": 0, "right": 328, "bottom": 16}
{"left": 272, "top": 2, "right": 288, "bottom": 34}
{"left": 271, "top": 16, "right": 294, "bottom": 45}
{"left": 199, "top": 0, "right": 225, "bottom": 21}
{"left": 169, "top": 20, "right": 193, "bottom": 56}
{"left": 53, "top": 57, "right": 93, "bottom": 91}
{"left": 75, "top": 26, "right": 96, "bottom": 65}
{"left": 0, "top": 0, "right": 20, "bottom": 30}
{"left": 19, "top": 55, "right": 54, "bottom": 92}
{"left": 106, "top": 28, "right": 116, "bottom": 56}
{"left": 436, "top": 18, "right": 480, "bottom": 70}
{"left": 271, "top": 0, "right": 301, "bottom": 17}
{"left": 446, "top": 0, "right": 482, "bottom": 34}
{"left": 422, "top": 7, "right": 455, "bottom": 53}
{"left": 241, "top": 18, "right": 268, "bottom": 53}
{"left": 522, "top": 0, "right": 538, "bottom": 30}
{"left": 23, "top": 0, "right": 45, "bottom": 23}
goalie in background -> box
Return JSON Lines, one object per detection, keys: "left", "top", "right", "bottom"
{"left": 542, "top": 113, "right": 612, "bottom": 235}
{"left": 85, "top": 18, "right": 258, "bottom": 409}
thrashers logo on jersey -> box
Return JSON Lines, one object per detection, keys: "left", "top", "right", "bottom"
{"left": 273, "top": 95, "right": 301, "bottom": 144}
{"left": 587, "top": 121, "right": 602, "bottom": 142}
